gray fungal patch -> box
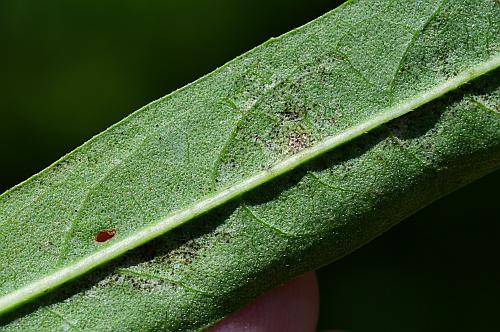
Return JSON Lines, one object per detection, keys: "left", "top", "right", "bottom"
{"left": 144, "top": 224, "right": 235, "bottom": 268}
{"left": 287, "top": 132, "right": 311, "bottom": 153}
{"left": 97, "top": 271, "right": 167, "bottom": 292}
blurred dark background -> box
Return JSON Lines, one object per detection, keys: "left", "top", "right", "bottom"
{"left": 0, "top": 1, "right": 498, "bottom": 331}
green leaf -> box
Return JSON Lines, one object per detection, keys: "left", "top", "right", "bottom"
{"left": 1, "top": 0, "right": 499, "bottom": 330}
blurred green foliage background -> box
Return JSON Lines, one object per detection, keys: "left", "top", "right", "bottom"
{"left": 0, "top": 1, "right": 498, "bottom": 331}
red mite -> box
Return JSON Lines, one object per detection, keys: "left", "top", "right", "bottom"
{"left": 95, "top": 229, "right": 116, "bottom": 243}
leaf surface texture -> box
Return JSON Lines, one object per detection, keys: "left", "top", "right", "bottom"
{"left": 0, "top": 0, "right": 499, "bottom": 330}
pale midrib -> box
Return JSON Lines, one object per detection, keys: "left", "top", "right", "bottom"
{"left": 0, "top": 54, "right": 499, "bottom": 315}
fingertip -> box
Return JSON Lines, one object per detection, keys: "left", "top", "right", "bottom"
{"left": 208, "top": 272, "right": 319, "bottom": 332}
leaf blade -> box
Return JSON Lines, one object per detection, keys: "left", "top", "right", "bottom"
{"left": 1, "top": 54, "right": 499, "bottom": 316}
{"left": 1, "top": 0, "right": 499, "bottom": 330}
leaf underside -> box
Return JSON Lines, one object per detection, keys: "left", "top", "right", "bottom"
{"left": 1, "top": 0, "right": 499, "bottom": 331}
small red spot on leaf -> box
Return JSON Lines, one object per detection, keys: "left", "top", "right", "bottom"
{"left": 96, "top": 229, "right": 116, "bottom": 243}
